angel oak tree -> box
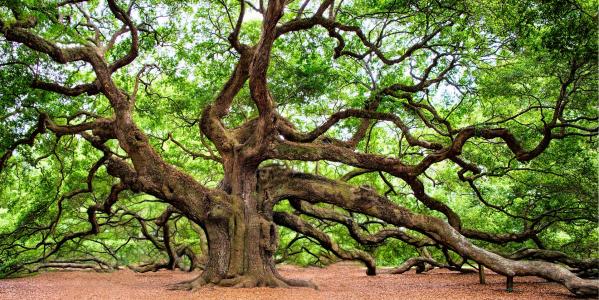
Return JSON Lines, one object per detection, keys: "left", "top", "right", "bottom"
{"left": 0, "top": 0, "right": 597, "bottom": 296}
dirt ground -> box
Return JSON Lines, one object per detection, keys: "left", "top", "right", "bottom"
{"left": 0, "top": 262, "right": 574, "bottom": 300}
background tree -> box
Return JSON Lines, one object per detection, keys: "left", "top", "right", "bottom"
{"left": 0, "top": 0, "right": 597, "bottom": 296}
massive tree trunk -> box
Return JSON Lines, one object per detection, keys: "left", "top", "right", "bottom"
{"left": 177, "top": 156, "right": 313, "bottom": 289}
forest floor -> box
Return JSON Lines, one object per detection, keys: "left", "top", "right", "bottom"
{"left": 0, "top": 262, "right": 574, "bottom": 299}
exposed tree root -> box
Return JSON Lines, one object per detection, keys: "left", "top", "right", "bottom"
{"left": 168, "top": 272, "right": 317, "bottom": 290}
{"left": 220, "top": 275, "right": 286, "bottom": 288}
{"left": 279, "top": 276, "right": 319, "bottom": 289}
{"left": 167, "top": 276, "right": 209, "bottom": 291}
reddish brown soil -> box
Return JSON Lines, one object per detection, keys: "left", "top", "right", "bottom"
{"left": 0, "top": 262, "right": 573, "bottom": 299}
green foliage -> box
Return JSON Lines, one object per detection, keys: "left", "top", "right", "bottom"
{"left": 0, "top": 0, "right": 596, "bottom": 274}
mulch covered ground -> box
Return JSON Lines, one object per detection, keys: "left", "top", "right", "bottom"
{"left": 0, "top": 262, "right": 573, "bottom": 299}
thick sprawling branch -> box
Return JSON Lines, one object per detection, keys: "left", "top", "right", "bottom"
{"left": 200, "top": 51, "right": 253, "bottom": 153}
{"left": 276, "top": 15, "right": 452, "bottom": 65}
{"left": 1, "top": 4, "right": 233, "bottom": 277}
{"left": 288, "top": 199, "right": 434, "bottom": 247}
{"left": 270, "top": 99, "right": 595, "bottom": 183}
{"left": 388, "top": 257, "right": 457, "bottom": 274}
{"left": 277, "top": 108, "right": 442, "bottom": 150}
{"left": 104, "top": 156, "right": 231, "bottom": 225}
{"left": 0, "top": 115, "right": 45, "bottom": 172}
{"left": 273, "top": 211, "right": 376, "bottom": 275}
{"left": 106, "top": 0, "right": 139, "bottom": 72}
{"left": 249, "top": 0, "right": 285, "bottom": 117}
{"left": 1, "top": 179, "right": 129, "bottom": 276}
{"left": 504, "top": 248, "right": 599, "bottom": 275}
{"left": 0, "top": 21, "right": 91, "bottom": 63}
{"left": 263, "top": 168, "right": 599, "bottom": 296}
{"left": 31, "top": 79, "right": 101, "bottom": 96}
{"left": 0, "top": 113, "right": 113, "bottom": 172}
{"left": 125, "top": 207, "right": 204, "bottom": 273}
